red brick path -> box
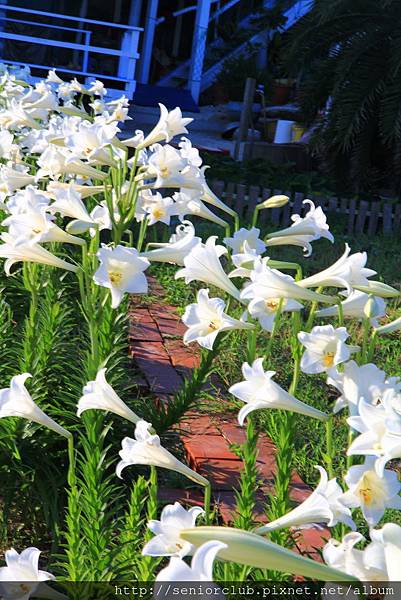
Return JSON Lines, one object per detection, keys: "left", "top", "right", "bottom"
{"left": 129, "top": 277, "right": 328, "bottom": 558}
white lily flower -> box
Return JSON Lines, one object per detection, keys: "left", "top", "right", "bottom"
{"left": 240, "top": 259, "right": 304, "bottom": 331}
{"left": 122, "top": 129, "right": 144, "bottom": 149}
{"left": 93, "top": 245, "right": 150, "bottom": 309}
{"left": 178, "top": 137, "right": 202, "bottom": 167}
{"left": 0, "top": 374, "right": 70, "bottom": 438}
{"left": 0, "top": 232, "right": 78, "bottom": 274}
{"left": 182, "top": 288, "right": 253, "bottom": 350}
{"left": 248, "top": 296, "right": 303, "bottom": 333}
{"left": 256, "top": 466, "right": 355, "bottom": 533}
{"left": 347, "top": 393, "right": 401, "bottom": 476}
{"left": 298, "top": 325, "right": 359, "bottom": 374}
{"left": 375, "top": 315, "right": 401, "bottom": 334}
{"left": 116, "top": 420, "right": 208, "bottom": 487}
{"left": 65, "top": 120, "right": 118, "bottom": 166}
{"left": 0, "top": 98, "right": 40, "bottom": 130}
{"left": 265, "top": 233, "right": 316, "bottom": 257}
{"left": 0, "top": 165, "right": 36, "bottom": 195}
{"left": 88, "top": 79, "right": 107, "bottom": 97}
{"left": 316, "top": 290, "right": 386, "bottom": 326}
{"left": 229, "top": 241, "right": 261, "bottom": 272}
{"left": 297, "top": 244, "right": 376, "bottom": 293}
{"left": 266, "top": 200, "right": 334, "bottom": 256}
{"left": 140, "top": 221, "right": 201, "bottom": 266}
{"left": 229, "top": 358, "right": 328, "bottom": 425}
{"left": 200, "top": 176, "right": 237, "bottom": 218}
{"left": 376, "top": 523, "right": 401, "bottom": 580}
{"left": 66, "top": 201, "right": 112, "bottom": 237}
{"left": 77, "top": 368, "right": 140, "bottom": 425}
{"left": 36, "top": 146, "right": 107, "bottom": 181}
{"left": 224, "top": 227, "right": 266, "bottom": 256}
{"left": 142, "top": 191, "right": 175, "bottom": 226}
{"left": 175, "top": 236, "right": 241, "bottom": 300}
{"left": 145, "top": 144, "right": 187, "bottom": 185}
{"left": 325, "top": 524, "right": 401, "bottom": 581}
{"left": 240, "top": 259, "right": 335, "bottom": 305}
{"left": 5, "top": 186, "right": 50, "bottom": 216}
{"left": 327, "top": 361, "right": 400, "bottom": 416}
{"left": 2, "top": 208, "right": 84, "bottom": 247}
{"left": 323, "top": 532, "right": 386, "bottom": 581}
{"left": 0, "top": 130, "right": 16, "bottom": 159}
{"left": 127, "top": 103, "right": 192, "bottom": 149}
{"left": 173, "top": 190, "right": 228, "bottom": 229}
{"left": 340, "top": 456, "right": 401, "bottom": 527}
{"left": 47, "top": 69, "right": 64, "bottom": 84}
{"left": 142, "top": 502, "right": 204, "bottom": 558}
{"left": 46, "top": 181, "right": 106, "bottom": 200}
{"left": 146, "top": 163, "right": 204, "bottom": 191}
{"left": 155, "top": 540, "right": 226, "bottom": 583}
{"left": 180, "top": 527, "right": 356, "bottom": 581}
{"left": 0, "top": 547, "right": 55, "bottom": 600}
{"left": 50, "top": 187, "right": 93, "bottom": 222}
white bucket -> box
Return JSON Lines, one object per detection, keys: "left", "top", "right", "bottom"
{"left": 273, "top": 120, "right": 295, "bottom": 144}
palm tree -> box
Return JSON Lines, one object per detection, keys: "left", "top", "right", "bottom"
{"left": 284, "top": 0, "right": 401, "bottom": 194}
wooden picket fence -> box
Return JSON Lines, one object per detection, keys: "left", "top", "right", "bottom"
{"left": 208, "top": 180, "right": 401, "bottom": 236}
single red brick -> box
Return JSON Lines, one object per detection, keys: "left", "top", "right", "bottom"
{"left": 129, "top": 310, "right": 155, "bottom": 324}
{"left": 137, "top": 359, "right": 183, "bottom": 394}
{"left": 130, "top": 341, "right": 170, "bottom": 361}
{"left": 179, "top": 415, "right": 222, "bottom": 437}
{"left": 183, "top": 435, "right": 240, "bottom": 462}
{"left": 292, "top": 527, "right": 329, "bottom": 556}
{"left": 129, "top": 322, "right": 163, "bottom": 342}
{"left": 156, "top": 318, "right": 187, "bottom": 338}
{"left": 197, "top": 458, "right": 242, "bottom": 490}
{"left": 289, "top": 481, "right": 312, "bottom": 503}
{"left": 219, "top": 421, "right": 247, "bottom": 445}
{"left": 149, "top": 303, "right": 180, "bottom": 321}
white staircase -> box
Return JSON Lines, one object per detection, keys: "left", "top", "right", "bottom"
{"left": 156, "top": 0, "right": 311, "bottom": 96}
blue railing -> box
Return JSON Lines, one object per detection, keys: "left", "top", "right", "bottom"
{"left": 0, "top": 4, "right": 143, "bottom": 97}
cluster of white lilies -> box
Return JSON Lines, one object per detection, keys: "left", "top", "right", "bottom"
{"left": 0, "top": 66, "right": 400, "bottom": 594}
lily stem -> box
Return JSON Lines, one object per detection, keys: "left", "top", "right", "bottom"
{"left": 204, "top": 482, "right": 212, "bottom": 525}
{"left": 305, "top": 286, "right": 324, "bottom": 331}
{"left": 246, "top": 328, "right": 257, "bottom": 364}
{"left": 325, "top": 417, "right": 334, "bottom": 479}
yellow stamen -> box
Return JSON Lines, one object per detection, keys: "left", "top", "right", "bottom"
{"left": 152, "top": 208, "right": 165, "bottom": 219}
{"left": 109, "top": 270, "right": 123, "bottom": 285}
{"left": 359, "top": 487, "right": 372, "bottom": 506}
{"left": 322, "top": 352, "right": 335, "bottom": 368}
{"left": 265, "top": 299, "right": 280, "bottom": 311}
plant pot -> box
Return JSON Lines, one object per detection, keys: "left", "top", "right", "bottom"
{"left": 271, "top": 81, "right": 293, "bottom": 105}
{"left": 292, "top": 124, "right": 306, "bottom": 142}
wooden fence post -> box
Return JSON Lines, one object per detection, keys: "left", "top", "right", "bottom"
{"left": 233, "top": 77, "right": 256, "bottom": 161}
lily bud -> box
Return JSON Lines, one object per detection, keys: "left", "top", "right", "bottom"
{"left": 354, "top": 281, "right": 400, "bottom": 298}
{"left": 375, "top": 315, "right": 401, "bottom": 335}
{"left": 257, "top": 195, "right": 289, "bottom": 210}
{"left": 363, "top": 294, "right": 380, "bottom": 319}
{"left": 180, "top": 527, "right": 357, "bottom": 582}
